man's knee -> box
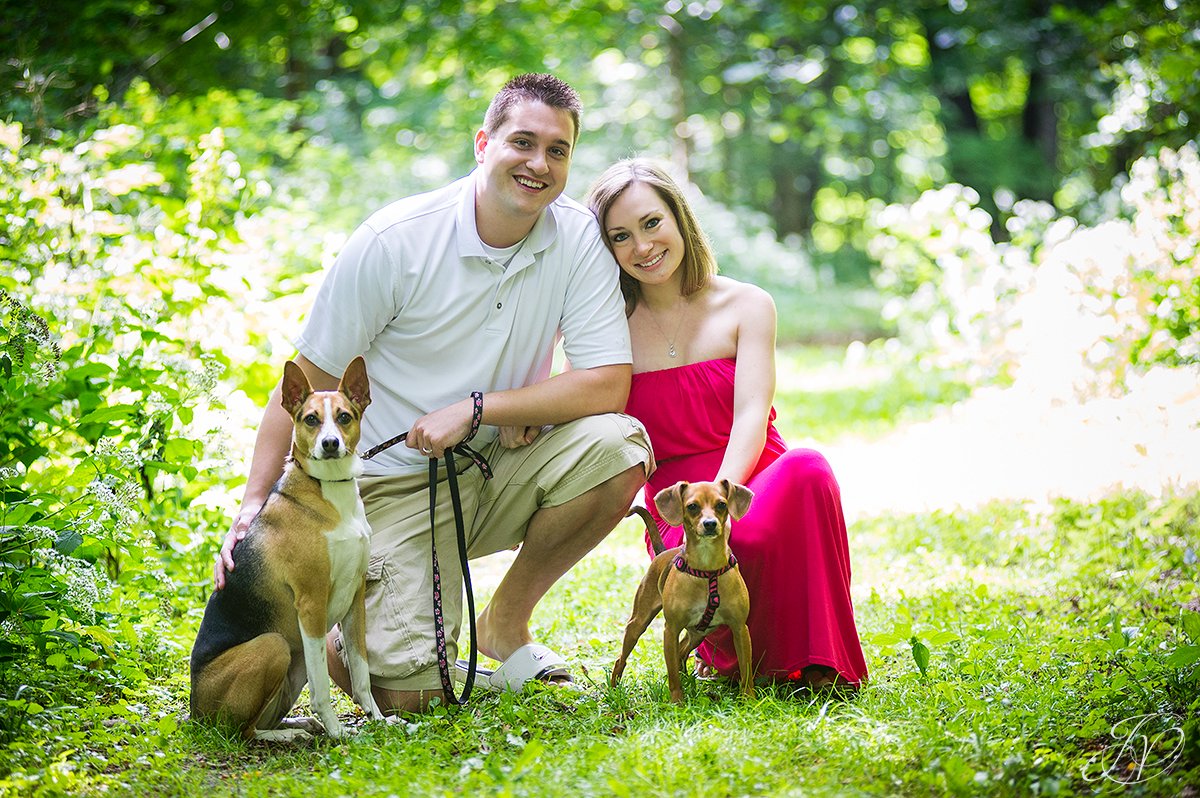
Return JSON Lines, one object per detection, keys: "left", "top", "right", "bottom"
{"left": 561, "top": 412, "right": 653, "bottom": 491}
{"left": 603, "top": 462, "right": 648, "bottom": 500}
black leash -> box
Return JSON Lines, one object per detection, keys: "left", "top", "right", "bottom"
{"left": 361, "top": 392, "right": 491, "bottom": 705}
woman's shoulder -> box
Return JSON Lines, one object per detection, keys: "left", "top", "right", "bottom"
{"left": 707, "top": 276, "right": 775, "bottom": 312}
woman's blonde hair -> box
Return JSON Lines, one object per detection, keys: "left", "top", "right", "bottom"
{"left": 585, "top": 158, "right": 717, "bottom": 315}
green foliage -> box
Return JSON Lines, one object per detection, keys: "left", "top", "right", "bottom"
{"left": 1118, "top": 144, "right": 1200, "bottom": 369}
{"left": 2, "top": 494, "right": 1197, "bottom": 795}
{"left": 868, "top": 143, "right": 1200, "bottom": 390}
{"left": 5, "top": 0, "right": 1197, "bottom": 287}
{"left": 868, "top": 183, "right": 1034, "bottom": 379}
{"left": 0, "top": 115, "right": 278, "bottom": 748}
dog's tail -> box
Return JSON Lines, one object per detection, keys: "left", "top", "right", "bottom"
{"left": 625, "top": 506, "right": 666, "bottom": 555}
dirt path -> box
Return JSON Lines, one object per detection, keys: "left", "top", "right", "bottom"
{"left": 812, "top": 366, "right": 1200, "bottom": 520}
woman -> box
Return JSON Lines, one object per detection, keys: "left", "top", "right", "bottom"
{"left": 587, "top": 159, "right": 867, "bottom": 690}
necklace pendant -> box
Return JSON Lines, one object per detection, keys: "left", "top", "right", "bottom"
{"left": 668, "top": 345, "right": 677, "bottom": 358}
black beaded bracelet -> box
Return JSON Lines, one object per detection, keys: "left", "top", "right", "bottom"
{"left": 464, "top": 391, "right": 483, "bottom": 443}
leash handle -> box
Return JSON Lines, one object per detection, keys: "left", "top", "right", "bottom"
{"left": 429, "top": 449, "right": 478, "bottom": 705}
{"left": 359, "top": 403, "right": 493, "bottom": 705}
{"left": 364, "top": 391, "right": 484, "bottom": 461}
{"left": 463, "top": 391, "right": 483, "bottom": 443}
{"left": 362, "top": 430, "right": 492, "bottom": 479}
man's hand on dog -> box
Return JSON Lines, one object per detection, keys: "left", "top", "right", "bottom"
{"left": 213, "top": 509, "right": 256, "bottom": 589}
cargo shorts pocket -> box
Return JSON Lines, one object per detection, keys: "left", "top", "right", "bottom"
{"left": 363, "top": 553, "right": 430, "bottom": 676}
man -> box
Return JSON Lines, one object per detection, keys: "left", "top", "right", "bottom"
{"left": 215, "top": 74, "right": 652, "bottom": 714}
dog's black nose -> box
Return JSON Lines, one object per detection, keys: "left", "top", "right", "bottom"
{"left": 701, "top": 518, "right": 718, "bottom": 534}
{"left": 321, "top": 437, "right": 341, "bottom": 455}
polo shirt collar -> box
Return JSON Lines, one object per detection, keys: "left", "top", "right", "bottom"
{"left": 456, "top": 170, "right": 559, "bottom": 270}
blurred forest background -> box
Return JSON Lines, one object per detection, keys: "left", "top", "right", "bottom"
{"left": 6, "top": 0, "right": 1199, "bottom": 289}
{"left": 1, "top": 0, "right": 1199, "bottom": 790}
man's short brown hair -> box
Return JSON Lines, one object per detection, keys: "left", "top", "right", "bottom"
{"left": 483, "top": 73, "right": 583, "bottom": 145}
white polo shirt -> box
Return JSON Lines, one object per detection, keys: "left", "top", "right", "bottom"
{"left": 293, "top": 172, "right": 632, "bottom": 476}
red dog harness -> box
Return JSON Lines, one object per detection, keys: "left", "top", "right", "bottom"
{"left": 673, "top": 552, "right": 739, "bottom": 633}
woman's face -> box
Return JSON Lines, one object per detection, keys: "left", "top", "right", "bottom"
{"left": 603, "top": 182, "right": 686, "bottom": 288}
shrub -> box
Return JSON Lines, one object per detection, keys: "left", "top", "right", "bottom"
{"left": 0, "top": 110, "right": 317, "bottom": 743}
{"left": 868, "top": 144, "right": 1200, "bottom": 394}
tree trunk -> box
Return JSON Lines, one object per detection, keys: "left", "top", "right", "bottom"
{"left": 1022, "top": 66, "right": 1058, "bottom": 200}
{"left": 662, "top": 14, "right": 692, "bottom": 180}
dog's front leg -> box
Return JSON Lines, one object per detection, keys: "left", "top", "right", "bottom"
{"left": 299, "top": 632, "right": 344, "bottom": 737}
{"left": 340, "top": 580, "right": 384, "bottom": 720}
{"left": 678, "top": 629, "right": 705, "bottom": 671}
{"left": 731, "top": 623, "right": 754, "bottom": 699}
{"left": 297, "top": 596, "right": 345, "bottom": 738}
{"left": 662, "top": 621, "right": 685, "bottom": 703}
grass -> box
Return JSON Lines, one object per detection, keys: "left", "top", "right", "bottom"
{"left": 2, "top": 352, "right": 1198, "bottom": 797}
{"left": 767, "top": 284, "right": 889, "bottom": 346}
{"left": 773, "top": 346, "right": 973, "bottom": 442}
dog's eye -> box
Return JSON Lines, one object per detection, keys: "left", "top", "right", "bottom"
{"left": 336, "top": 412, "right": 352, "bottom": 425}
{"left": 686, "top": 502, "right": 701, "bottom": 514}
{"left": 304, "top": 414, "right": 320, "bottom": 427}
{"left": 716, "top": 501, "right": 727, "bottom": 512}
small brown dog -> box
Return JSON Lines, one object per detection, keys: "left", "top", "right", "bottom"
{"left": 612, "top": 479, "right": 755, "bottom": 702}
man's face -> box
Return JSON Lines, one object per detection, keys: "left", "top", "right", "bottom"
{"left": 474, "top": 100, "right": 575, "bottom": 235}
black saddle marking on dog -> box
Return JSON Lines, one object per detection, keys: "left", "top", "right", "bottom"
{"left": 190, "top": 532, "right": 281, "bottom": 676}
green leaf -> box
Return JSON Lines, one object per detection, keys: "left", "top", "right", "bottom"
{"left": 1166, "top": 645, "right": 1200, "bottom": 669}
{"left": 1182, "top": 612, "right": 1200, "bottom": 644}
{"left": 64, "top": 363, "right": 113, "bottom": 381}
{"left": 86, "top": 625, "right": 117, "bottom": 650}
{"left": 77, "top": 404, "right": 139, "bottom": 425}
{"left": 910, "top": 636, "right": 930, "bottom": 677}
{"left": 53, "top": 529, "right": 83, "bottom": 555}
{"left": 161, "top": 438, "right": 195, "bottom": 463}
{"left": 1, "top": 505, "right": 38, "bottom": 526}
{"left": 157, "top": 714, "right": 178, "bottom": 735}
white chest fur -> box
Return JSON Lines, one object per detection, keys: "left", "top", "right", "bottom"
{"left": 319, "top": 480, "right": 371, "bottom": 627}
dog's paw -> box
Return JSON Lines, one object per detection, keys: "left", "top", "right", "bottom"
{"left": 279, "top": 716, "right": 326, "bottom": 735}
{"left": 252, "top": 728, "right": 315, "bottom": 744}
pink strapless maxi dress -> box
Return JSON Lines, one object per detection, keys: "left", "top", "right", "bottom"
{"left": 626, "top": 358, "right": 868, "bottom": 685}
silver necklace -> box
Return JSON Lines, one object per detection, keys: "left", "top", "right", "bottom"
{"left": 642, "top": 296, "right": 686, "bottom": 358}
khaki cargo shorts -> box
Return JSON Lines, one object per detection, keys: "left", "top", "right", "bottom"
{"left": 349, "top": 412, "right": 653, "bottom": 691}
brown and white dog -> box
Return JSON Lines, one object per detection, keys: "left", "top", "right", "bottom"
{"left": 612, "top": 479, "right": 755, "bottom": 703}
{"left": 190, "top": 357, "right": 384, "bottom": 741}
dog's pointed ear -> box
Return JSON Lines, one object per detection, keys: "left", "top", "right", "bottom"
{"left": 339, "top": 356, "right": 371, "bottom": 410}
{"left": 654, "top": 481, "right": 688, "bottom": 527}
{"left": 722, "top": 479, "right": 754, "bottom": 520}
{"left": 280, "top": 360, "right": 311, "bottom": 416}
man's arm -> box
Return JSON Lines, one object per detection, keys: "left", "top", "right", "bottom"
{"left": 213, "top": 355, "right": 339, "bottom": 588}
{"left": 405, "top": 363, "right": 631, "bottom": 457}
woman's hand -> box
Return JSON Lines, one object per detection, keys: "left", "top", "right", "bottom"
{"left": 498, "top": 425, "right": 542, "bottom": 448}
